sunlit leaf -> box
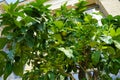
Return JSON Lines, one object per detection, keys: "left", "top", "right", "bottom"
{"left": 58, "top": 47, "right": 74, "bottom": 58}
{"left": 110, "top": 27, "right": 115, "bottom": 37}
{"left": 54, "top": 21, "right": 64, "bottom": 29}
{"left": 113, "top": 35, "right": 120, "bottom": 49}
{"left": 113, "top": 40, "right": 120, "bottom": 49}
{"left": 116, "top": 28, "right": 120, "bottom": 36}
{"left": 100, "top": 36, "right": 112, "bottom": 44}
{"left": 54, "top": 34, "right": 63, "bottom": 43}
{"left": 2, "top": 4, "right": 9, "bottom": 12}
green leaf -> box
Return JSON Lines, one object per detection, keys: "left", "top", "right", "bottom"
{"left": 109, "top": 59, "right": 120, "bottom": 74}
{"left": 42, "top": 33, "right": 48, "bottom": 39}
{"left": 35, "top": 0, "right": 47, "bottom": 5}
{"left": 90, "top": 41, "right": 97, "bottom": 47}
{"left": 54, "top": 34, "right": 63, "bottom": 43}
{"left": 0, "top": 51, "right": 7, "bottom": 59}
{"left": 7, "top": 33, "right": 14, "bottom": 40}
{"left": 14, "top": 20, "right": 21, "bottom": 28}
{"left": 1, "top": 26, "right": 13, "bottom": 35}
{"left": 9, "top": 0, "right": 19, "bottom": 12}
{"left": 2, "top": 4, "right": 9, "bottom": 12}
{"left": 25, "top": 35, "right": 34, "bottom": 48}
{"left": 13, "top": 62, "right": 24, "bottom": 77}
{"left": 100, "top": 36, "right": 112, "bottom": 44}
{"left": 113, "top": 40, "right": 120, "bottom": 49}
{"left": 4, "top": 61, "right": 12, "bottom": 80}
{"left": 116, "top": 28, "right": 120, "bottom": 36}
{"left": 107, "top": 15, "right": 113, "bottom": 21}
{"left": 0, "top": 62, "right": 5, "bottom": 76}
{"left": 0, "top": 51, "right": 7, "bottom": 76}
{"left": 7, "top": 50, "right": 14, "bottom": 60}
{"left": 106, "top": 46, "right": 115, "bottom": 56}
{"left": 75, "top": 1, "right": 87, "bottom": 13}
{"left": 58, "top": 47, "right": 74, "bottom": 58}
{"left": 54, "top": 21, "right": 64, "bottom": 29}
{"left": 110, "top": 27, "right": 120, "bottom": 37}
{"left": 91, "top": 51, "right": 101, "bottom": 65}
{"left": 101, "top": 74, "right": 112, "bottom": 80}
{"left": 48, "top": 72, "right": 55, "bottom": 80}
{"left": 110, "top": 27, "right": 115, "bottom": 37}
{"left": 84, "top": 15, "right": 92, "bottom": 22}
{"left": 0, "top": 38, "right": 8, "bottom": 49}
{"left": 113, "top": 35, "right": 120, "bottom": 49}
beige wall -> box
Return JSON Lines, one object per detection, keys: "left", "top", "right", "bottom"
{"left": 87, "top": 0, "right": 96, "bottom": 5}
{"left": 96, "top": 0, "right": 120, "bottom": 16}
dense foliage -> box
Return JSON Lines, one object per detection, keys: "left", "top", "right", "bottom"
{"left": 0, "top": 0, "right": 120, "bottom": 80}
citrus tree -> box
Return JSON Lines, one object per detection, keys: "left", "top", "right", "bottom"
{"left": 0, "top": 0, "right": 120, "bottom": 80}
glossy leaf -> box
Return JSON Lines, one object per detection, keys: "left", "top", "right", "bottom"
{"left": 100, "top": 36, "right": 112, "bottom": 44}
{"left": 58, "top": 47, "right": 74, "bottom": 58}
{"left": 113, "top": 35, "right": 120, "bottom": 49}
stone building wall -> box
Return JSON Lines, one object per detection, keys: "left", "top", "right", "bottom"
{"left": 96, "top": 0, "right": 120, "bottom": 16}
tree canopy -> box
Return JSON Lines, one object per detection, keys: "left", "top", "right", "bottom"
{"left": 0, "top": 0, "right": 120, "bottom": 80}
